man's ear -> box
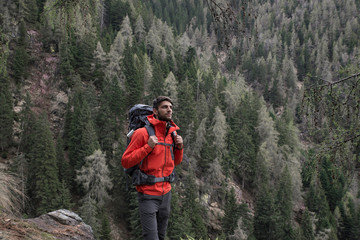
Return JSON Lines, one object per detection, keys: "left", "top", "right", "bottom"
{"left": 153, "top": 108, "right": 158, "bottom": 118}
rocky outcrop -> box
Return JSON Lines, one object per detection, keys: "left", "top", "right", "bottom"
{"left": 0, "top": 209, "right": 95, "bottom": 240}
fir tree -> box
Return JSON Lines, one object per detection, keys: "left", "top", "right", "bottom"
{"left": 127, "top": 188, "right": 142, "bottom": 240}
{"left": 253, "top": 182, "right": 280, "bottom": 240}
{"left": 182, "top": 172, "right": 207, "bottom": 239}
{"left": 57, "top": 179, "right": 73, "bottom": 210}
{"left": 67, "top": 88, "right": 100, "bottom": 178}
{"left": 12, "top": 21, "right": 29, "bottom": 85}
{"left": 24, "top": 0, "right": 39, "bottom": 23}
{"left": 168, "top": 189, "right": 188, "bottom": 240}
{"left": 96, "top": 99, "right": 116, "bottom": 157}
{"left": 79, "top": 196, "right": 100, "bottom": 235}
{"left": 149, "top": 61, "right": 165, "bottom": 100}
{"left": 276, "top": 166, "right": 295, "bottom": 239}
{"left": 300, "top": 209, "right": 315, "bottom": 240}
{"left": 222, "top": 188, "right": 240, "bottom": 237}
{"left": 123, "top": 43, "right": 144, "bottom": 107}
{"left": 98, "top": 207, "right": 112, "bottom": 240}
{"left": 76, "top": 150, "right": 113, "bottom": 207}
{"left": 24, "top": 113, "right": 61, "bottom": 216}
{"left": 0, "top": 69, "right": 13, "bottom": 152}
{"left": 56, "top": 135, "right": 71, "bottom": 185}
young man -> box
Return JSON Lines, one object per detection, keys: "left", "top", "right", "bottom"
{"left": 121, "top": 96, "right": 184, "bottom": 240}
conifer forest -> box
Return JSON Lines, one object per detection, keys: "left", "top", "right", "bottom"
{"left": 1, "top": 0, "right": 360, "bottom": 239}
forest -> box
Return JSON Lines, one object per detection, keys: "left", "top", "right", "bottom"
{"left": 0, "top": 0, "right": 360, "bottom": 239}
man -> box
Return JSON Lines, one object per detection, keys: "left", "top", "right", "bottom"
{"left": 121, "top": 96, "right": 184, "bottom": 240}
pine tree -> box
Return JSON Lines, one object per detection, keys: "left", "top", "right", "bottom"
{"left": 24, "top": 0, "right": 39, "bottom": 23}
{"left": 256, "top": 99, "right": 283, "bottom": 181}
{"left": 182, "top": 172, "right": 207, "bottom": 239}
{"left": 176, "top": 77, "right": 196, "bottom": 135}
{"left": 168, "top": 189, "right": 188, "bottom": 240}
{"left": 222, "top": 188, "right": 240, "bottom": 237}
{"left": 67, "top": 88, "right": 100, "bottom": 177}
{"left": 0, "top": 66, "right": 13, "bottom": 152}
{"left": 300, "top": 209, "right": 315, "bottom": 240}
{"left": 319, "top": 156, "right": 346, "bottom": 212}
{"left": 253, "top": 182, "right": 280, "bottom": 240}
{"left": 276, "top": 166, "right": 295, "bottom": 239}
{"left": 57, "top": 179, "right": 73, "bottom": 210}
{"left": 212, "top": 106, "right": 228, "bottom": 159}
{"left": 24, "top": 113, "right": 61, "bottom": 216}
{"left": 92, "top": 41, "right": 107, "bottom": 89}
{"left": 98, "top": 207, "right": 112, "bottom": 240}
{"left": 127, "top": 188, "right": 142, "bottom": 240}
{"left": 59, "top": 37, "right": 75, "bottom": 86}
{"left": 96, "top": 98, "right": 116, "bottom": 157}
{"left": 56, "top": 135, "right": 71, "bottom": 185}
{"left": 123, "top": 43, "right": 144, "bottom": 107}
{"left": 163, "top": 71, "right": 178, "bottom": 107}
{"left": 12, "top": 22, "right": 29, "bottom": 85}
{"left": 135, "top": 15, "right": 146, "bottom": 43}
{"left": 79, "top": 196, "right": 100, "bottom": 235}
{"left": 76, "top": 150, "right": 113, "bottom": 207}
{"left": 149, "top": 61, "right": 165, "bottom": 99}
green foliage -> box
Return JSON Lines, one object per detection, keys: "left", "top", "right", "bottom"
{"left": 319, "top": 156, "right": 346, "bottom": 212}
{"left": 142, "top": 0, "right": 207, "bottom": 35}
{"left": 24, "top": 0, "right": 39, "bottom": 24}
{"left": 12, "top": 45, "right": 30, "bottom": 84}
{"left": 276, "top": 166, "right": 296, "bottom": 239}
{"left": 127, "top": 189, "right": 142, "bottom": 240}
{"left": 221, "top": 188, "right": 240, "bottom": 237}
{"left": 57, "top": 179, "right": 73, "bottom": 210}
{"left": 253, "top": 181, "right": 280, "bottom": 240}
{"left": 306, "top": 181, "right": 331, "bottom": 231}
{"left": 59, "top": 38, "right": 75, "bottom": 86}
{"left": 0, "top": 64, "right": 13, "bottom": 151}
{"left": 300, "top": 209, "right": 315, "bottom": 240}
{"left": 168, "top": 189, "right": 190, "bottom": 240}
{"left": 106, "top": 0, "right": 131, "bottom": 32}
{"left": 56, "top": 135, "right": 71, "bottom": 185}
{"left": 227, "top": 93, "right": 260, "bottom": 187}
{"left": 337, "top": 195, "right": 360, "bottom": 239}
{"left": 22, "top": 113, "right": 61, "bottom": 216}
{"left": 123, "top": 43, "right": 144, "bottom": 107}
{"left": 182, "top": 172, "right": 208, "bottom": 239}
{"left": 66, "top": 87, "right": 100, "bottom": 178}
{"left": 98, "top": 208, "right": 112, "bottom": 240}
{"left": 69, "top": 32, "right": 96, "bottom": 81}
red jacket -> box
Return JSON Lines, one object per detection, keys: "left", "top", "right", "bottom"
{"left": 121, "top": 115, "right": 183, "bottom": 195}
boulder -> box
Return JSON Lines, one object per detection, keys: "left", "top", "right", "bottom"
{"left": 0, "top": 209, "right": 95, "bottom": 240}
{"left": 27, "top": 209, "right": 95, "bottom": 240}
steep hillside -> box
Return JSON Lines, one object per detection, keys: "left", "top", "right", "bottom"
{"left": 1, "top": 0, "right": 360, "bottom": 240}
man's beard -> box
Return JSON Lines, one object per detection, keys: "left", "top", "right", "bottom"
{"left": 157, "top": 113, "right": 171, "bottom": 121}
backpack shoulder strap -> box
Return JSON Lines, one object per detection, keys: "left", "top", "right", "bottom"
{"left": 144, "top": 121, "right": 155, "bottom": 137}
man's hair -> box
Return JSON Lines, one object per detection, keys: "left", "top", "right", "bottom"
{"left": 153, "top": 96, "right": 173, "bottom": 109}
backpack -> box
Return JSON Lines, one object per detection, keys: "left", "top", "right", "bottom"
{"left": 124, "top": 104, "right": 176, "bottom": 186}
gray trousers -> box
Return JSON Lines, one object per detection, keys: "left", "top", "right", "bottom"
{"left": 138, "top": 191, "right": 172, "bottom": 240}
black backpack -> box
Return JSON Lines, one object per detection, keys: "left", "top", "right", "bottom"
{"left": 124, "top": 104, "right": 176, "bottom": 186}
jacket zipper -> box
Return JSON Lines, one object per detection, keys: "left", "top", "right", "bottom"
{"left": 161, "top": 126, "right": 169, "bottom": 195}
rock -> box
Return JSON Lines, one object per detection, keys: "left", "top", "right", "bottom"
{"left": 26, "top": 209, "right": 95, "bottom": 240}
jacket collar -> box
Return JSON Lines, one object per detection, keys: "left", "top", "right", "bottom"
{"left": 147, "top": 114, "right": 180, "bottom": 132}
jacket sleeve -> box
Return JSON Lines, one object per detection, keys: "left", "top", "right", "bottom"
{"left": 121, "top": 128, "right": 153, "bottom": 169}
{"left": 174, "top": 148, "right": 183, "bottom": 166}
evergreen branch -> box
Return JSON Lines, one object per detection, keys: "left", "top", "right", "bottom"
{"left": 307, "top": 72, "right": 360, "bottom": 88}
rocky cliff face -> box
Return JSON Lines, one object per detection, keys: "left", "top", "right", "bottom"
{"left": 0, "top": 209, "right": 95, "bottom": 240}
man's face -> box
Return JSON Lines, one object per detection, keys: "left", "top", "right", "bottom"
{"left": 154, "top": 101, "right": 173, "bottom": 121}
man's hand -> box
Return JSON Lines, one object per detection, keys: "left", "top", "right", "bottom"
{"left": 174, "top": 135, "right": 183, "bottom": 150}
{"left": 148, "top": 136, "right": 158, "bottom": 148}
